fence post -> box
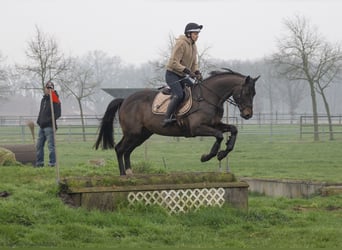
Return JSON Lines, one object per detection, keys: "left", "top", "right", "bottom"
{"left": 299, "top": 116, "right": 303, "bottom": 140}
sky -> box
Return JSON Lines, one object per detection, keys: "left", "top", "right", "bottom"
{"left": 1, "top": 0, "right": 342, "bottom": 65}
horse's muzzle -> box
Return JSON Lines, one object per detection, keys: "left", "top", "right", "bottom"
{"left": 240, "top": 108, "right": 253, "bottom": 120}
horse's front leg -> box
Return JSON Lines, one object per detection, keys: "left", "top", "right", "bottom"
{"left": 216, "top": 124, "right": 238, "bottom": 161}
{"left": 201, "top": 133, "right": 223, "bottom": 162}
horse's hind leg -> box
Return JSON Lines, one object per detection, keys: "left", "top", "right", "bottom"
{"left": 114, "top": 138, "right": 127, "bottom": 176}
{"left": 123, "top": 130, "right": 153, "bottom": 173}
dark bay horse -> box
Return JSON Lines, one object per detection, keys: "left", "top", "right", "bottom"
{"left": 95, "top": 69, "right": 260, "bottom": 175}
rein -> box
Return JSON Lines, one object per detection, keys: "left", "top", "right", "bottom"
{"left": 227, "top": 97, "right": 238, "bottom": 107}
{"left": 195, "top": 80, "right": 240, "bottom": 110}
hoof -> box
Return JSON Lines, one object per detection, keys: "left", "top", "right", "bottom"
{"left": 201, "top": 154, "right": 211, "bottom": 162}
{"left": 125, "top": 168, "right": 133, "bottom": 175}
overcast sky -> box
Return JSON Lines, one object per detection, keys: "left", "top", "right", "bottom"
{"left": 2, "top": 0, "right": 342, "bottom": 65}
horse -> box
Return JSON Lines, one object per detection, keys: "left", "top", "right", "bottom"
{"left": 94, "top": 68, "right": 260, "bottom": 175}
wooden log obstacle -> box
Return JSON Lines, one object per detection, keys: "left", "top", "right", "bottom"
{"left": 0, "top": 121, "right": 36, "bottom": 165}
{"left": 0, "top": 144, "right": 35, "bottom": 165}
{"left": 59, "top": 172, "right": 249, "bottom": 214}
{"left": 241, "top": 177, "right": 342, "bottom": 198}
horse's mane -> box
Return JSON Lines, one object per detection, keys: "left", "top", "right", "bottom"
{"left": 206, "top": 68, "right": 246, "bottom": 80}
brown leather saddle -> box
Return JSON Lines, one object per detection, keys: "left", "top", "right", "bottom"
{"left": 152, "top": 86, "right": 192, "bottom": 115}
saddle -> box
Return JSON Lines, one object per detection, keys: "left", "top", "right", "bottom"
{"left": 152, "top": 86, "right": 192, "bottom": 116}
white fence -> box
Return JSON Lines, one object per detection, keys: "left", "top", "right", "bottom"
{"left": 0, "top": 114, "right": 341, "bottom": 143}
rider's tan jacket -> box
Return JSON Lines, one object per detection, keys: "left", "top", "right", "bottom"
{"left": 166, "top": 35, "right": 199, "bottom": 76}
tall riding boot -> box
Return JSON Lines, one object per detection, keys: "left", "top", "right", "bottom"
{"left": 162, "top": 96, "right": 180, "bottom": 127}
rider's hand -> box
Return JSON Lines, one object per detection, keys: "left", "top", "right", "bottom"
{"left": 183, "top": 68, "right": 196, "bottom": 78}
{"left": 195, "top": 70, "right": 203, "bottom": 81}
{"left": 183, "top": 68, "right": 191, "bottom": 75}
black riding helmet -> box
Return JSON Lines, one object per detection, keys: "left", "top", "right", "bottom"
{"left": 184, "top": 22, "right": 203, "bottom": 36}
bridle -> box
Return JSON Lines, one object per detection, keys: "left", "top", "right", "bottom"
{"left": 227, "top": 97, "right": 238, "bottom": 107}
{"left": 196, "top": 79, "right": 245, "bottom": 111}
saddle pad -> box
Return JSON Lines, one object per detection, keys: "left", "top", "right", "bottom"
{"left": 152, "top": 88, "right": 192, "bottom": 115}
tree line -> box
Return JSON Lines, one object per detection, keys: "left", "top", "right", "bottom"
{"left": 0, "top": 15, "right": 341, "bottom": 141}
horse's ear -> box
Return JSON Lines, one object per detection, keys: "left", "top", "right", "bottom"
{"left": 245, "top": 76, "right": 251, "bottom": 83}
{"left": 254, "top": 75, "right": 261, "bottom": 82}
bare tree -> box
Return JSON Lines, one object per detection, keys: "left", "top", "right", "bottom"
{"left": 59, "top": 54, "right": 103, "bottom": 141}
{"left": 271, "top": 15, "right": 342, "bottom": 141}
{"left": 85, "top": 50, "right": 123, "bottom": 114}
{"left": 255, "top": 62, "right": 277, "bottom": 115}
{"left": 265, "top": 61, "right": 307, "bottom": 119}
{"left": 86, "top": 50, "right": 122, "bottom": 86}
{"left": 312, "top": 43, "right": 342, "bottom": 140}
{"left": 197, "top": 46, "right": 215, "bottom": 76}
{"left": 148, "top": 33, "right": 176, "bottom": 87}
{"left": 19, "top": 26, "right": 68, "bottom": 91}
{"left": 0, "top": 52, "right": 10, "bottom": 100}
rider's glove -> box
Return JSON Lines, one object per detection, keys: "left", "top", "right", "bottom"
{"left": 183, "top": 68, "right": 196, "bottom": 78}
{"left": 183, "top": 68, "right": 191, "bottom": 75}
{"left": 194, "top": 70, "right": 203, "bottom": 81}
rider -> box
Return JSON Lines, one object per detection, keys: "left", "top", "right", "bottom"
{"left": 162, "top": 22, "right": 203, "bottom": 127}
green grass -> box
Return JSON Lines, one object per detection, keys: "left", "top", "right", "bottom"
{"left": 0, "top": 167, "right": 341, "bottom": 248}
{"left": 0, "top": 129, "right": 342, "bottom": 248}
{"left": 100, "top": 133, "right": 341, "bottom": 183}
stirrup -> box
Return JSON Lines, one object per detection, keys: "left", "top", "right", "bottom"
{"left": 162, "top": 117, "right": 177, "bottom": 127}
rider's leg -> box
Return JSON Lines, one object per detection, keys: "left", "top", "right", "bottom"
{"left": 162, "top": 95, "right": 182, "bottom": 127}
{"left": 162, "top": 71, "right": 184, "bottom": 127}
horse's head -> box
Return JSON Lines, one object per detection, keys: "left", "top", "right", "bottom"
{"left": 232, "top": 75, "right": 259, "bottom": 120}
{"left": 202, "top": 69, "right": 259, "bottom": 120}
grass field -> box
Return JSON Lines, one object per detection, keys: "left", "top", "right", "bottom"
{"left": 0, "top": 126, "right": 341, "bottom": 248}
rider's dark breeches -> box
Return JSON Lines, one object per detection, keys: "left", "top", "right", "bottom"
{"left": 165, "top": 70, "right": 185, "bottom": 101}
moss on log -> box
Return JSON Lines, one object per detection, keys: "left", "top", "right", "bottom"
{"left": 60, "top": 172, "right": 236, "bottom": 192}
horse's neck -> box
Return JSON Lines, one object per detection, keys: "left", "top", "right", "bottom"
{"left": 201, "top": 77, "right": 241, "bottom": 104}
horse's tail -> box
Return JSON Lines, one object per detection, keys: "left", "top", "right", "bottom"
{"left": 94, "top": 98, "right": 124, "bottom": 150}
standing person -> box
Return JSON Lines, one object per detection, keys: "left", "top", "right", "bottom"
{"left": 162, "top": 22, "right": 203, "bottom": 127}
{"left": 35, "top": 81, "right": 61, "bottom": 167}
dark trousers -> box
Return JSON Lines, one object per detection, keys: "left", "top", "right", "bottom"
{"left": 165, "top": 70, "right": 185, "bottom": 101}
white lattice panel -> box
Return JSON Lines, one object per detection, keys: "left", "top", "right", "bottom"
{"left": 127, "top": 188, "right": 225, "bottom": 213}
